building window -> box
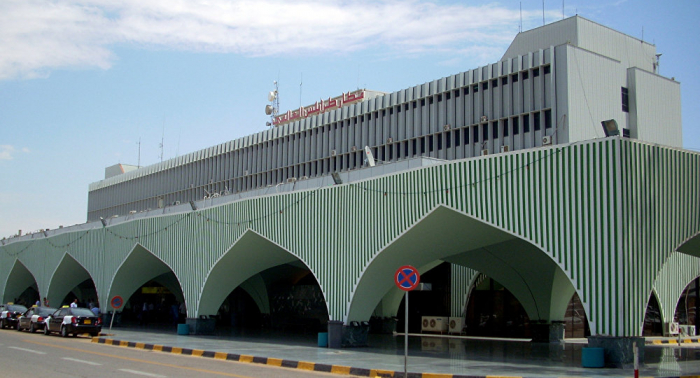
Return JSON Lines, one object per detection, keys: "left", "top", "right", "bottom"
{"left": 473, "top": 85, "right": 479, "bottom": 93}
{"left": 429, "top": 135, "right": 434, "bottom": 152}
{"left": 513, "top": 117, "right": 519, "bottom": 135}
{"left": 533, "top": 68, "right": 540, "bottom": 77}
{"left": 454, "top": 90, "right": 460, "bottom": 98}
{"left": 473, "top": 126, "right": 479, "bottom": 142}
{"left": 446, "top": 92, "right": 451, "bottom": 100}
{"left": 503, "top": 119, "right": 509, "bottom": 137}
{"left": 524, "top": 114, "right": 530, "bottom": 133}
{"left": 502, "top": 77, "right": 508, "bottom": 86}
{"left": 522, "top": 71, "right": 529, "bottom": 80}
{"left": 464, "top": 128, "right": 470, "bottom": 145}
{"left": 534, "top": 112, "right": 541, "bottom": 131}
{"left": 412, "top": 139, "right": 417, "bottom": 155}
{"left": 482, "top": 124, "right": 489, "bottom": 140}
{"left": 437, "top": 94, "right": 442, "bottom": 102}
{"left": 482, "top": 82, "right": 488, "bottom": 90}
{"left": 463, "top": 87, "right": 469, "bottom": 95}
{"left": 492, "top": 122, "right": 498, "bottom": 139}
{"left": 455, "top": 129, "right": 461, "bottom": 146}
{"left": 621, "top": 87, "right": 629, "bottom": 113}
{"left": 512, "top": 74, "right": 519, "bottom": 83}
{"left": 429, "top": 97, "right": 434, "bottom": 105}
{"left": 492, "top": 79, "right": 498, "bottom": 88}
{"left": 420, "top": 138, "right": 426, "bottom": 154}
{"left": 421, "top": 99, "right": 426, "bottom": 106}
{"left": 545, "top": 110, "right": 552, "bottom": 129}
{"left": 544, "top": 65, "right": 551, "bottom": 75}
{"left": 446, "top": 132, "right": 451, "bottom": 148}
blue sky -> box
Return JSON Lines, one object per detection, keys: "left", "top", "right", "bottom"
{"left": 1, "top": 0, "right": 698, "bottom": 238}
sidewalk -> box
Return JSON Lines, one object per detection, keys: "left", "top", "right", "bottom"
{"left": 92, "top": 327, "right": 700, "bottom": 378}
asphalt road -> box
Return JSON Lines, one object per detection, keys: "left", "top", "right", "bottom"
{"left": 0, "top": 329, "right": 349, "bottom": 378}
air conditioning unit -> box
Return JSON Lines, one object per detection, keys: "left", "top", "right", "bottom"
{"left": 387, "top": 137, "right": 393, "bottom": 144}
{"left": 300, "top": 176, "right": 308, "bottom": 180}
{"left": 500, "top": 145, "right": 510, "bottom": 153}
{"left": 421, "top": 316, "right": 449, "bottom": 333}
{"left": 542, "top": 135, "right": 552, "bottom": 145}
{"left": 286, "top": 177, "right": 297, "bottom": 183}
{"left": 443, "top": 124, "right": 451, "bottom": 131}
{"left": 666, "top": 322, "right": 680, "bottom": 335}
{"left": 680, "top": 324, "right": 696, "bottom": 336}
{"left": 351, "top": 146, "right": 357, "bottom": 152}
{"left": 480, "top": 149, "right": 489, "bottom": 156}
{"left": 448, "top": 317, "right": 465, "bottom": 335}
{"left": 331, "top": 150, "right": 337, "bottom": 156}
{"left": 480, "top": 115, "right": 488, "bottom": 122}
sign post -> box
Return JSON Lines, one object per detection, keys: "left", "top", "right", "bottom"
{"left": 395, "top": 265, "right": 420, "bottom": 378}
{"left": 109, "top": 295, "right": 123, "bottom": 332}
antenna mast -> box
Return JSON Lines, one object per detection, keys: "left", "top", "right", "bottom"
{"left": 265, "top": 81, "right": 280, "bottom": 127}
{"left": 519, "top": 2, "right": 522, "bottom": 33}
{"left": 159, "top": 120, "right": 165, "bottom": 162}
{"left": 137, "top": 137, "right": 141, "bottom": 168}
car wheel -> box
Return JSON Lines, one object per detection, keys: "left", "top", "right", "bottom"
{"left": 29, "top": 323, "right": 35, "bottom": 333}
{"left": 0, "top": 319, "right": 5, "bottom": 329}
{"left": 16, "top": 322, "right": 22, "bottom": 331}
{"left": 43, "top": 325, "right": 50, "bottom": 335}
{"left": 61, "top": 325, "right": 69, "bottom": 338}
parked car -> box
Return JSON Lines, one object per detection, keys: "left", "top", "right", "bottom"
{"left": 0, "top": 304, "right": 28, "bottom": 329}
{"left": 17, "top": 306, "right": 57, "bottom": 333}
{"left": 44, "top": 307, "right": 102, "bottom": 337}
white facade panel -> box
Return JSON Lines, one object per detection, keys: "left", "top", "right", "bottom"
{"left": 629, "top": 68, "right": 682, "bottom": 148}
{"left": 565, "top": 45, "right": 626, "bottom": 143}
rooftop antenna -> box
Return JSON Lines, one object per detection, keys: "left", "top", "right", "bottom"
{"left": 264, "top": 81, "right": 279, "bottom": 127}
{"left": 159, "top": 119, "right": 165, "bottom": 163}
{"left": 562, "top": 0, "right": 565, "bottom": 19}
{"left": 299, "top": 73, "right": 303, "bottom": 108}
{"left": 519, "top": 2, "right": 522, "bottom": 33}
{"left": 542, "top": 0, "right": 545, "bottom": 25}
{"left": 137, "top": 137, "right": 141, "bottom": 168}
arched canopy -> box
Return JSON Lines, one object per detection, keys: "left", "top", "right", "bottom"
{"left": 346, "top": 206, "right": 580, "bottom": 330}
{"left": 46, "top": 253, "right": 95, "bottom": 308}
{"left": 3, "top": 260, "right": 38, "bottom": 304}
{"left": 197, "top": 230, "right": 302, "bottom": 317}
{"left": 108, "top": 244, "right": 184, "bottom": 313}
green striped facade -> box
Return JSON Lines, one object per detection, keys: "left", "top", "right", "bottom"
{"left": 2, "top": 138, "right": 699, "bottom": 336}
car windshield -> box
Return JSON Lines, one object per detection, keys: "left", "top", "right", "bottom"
{"left": 8, "top": 305, "right": 27, "bottom": 312}
{"left": 70, "top": 308, "right": 95, "bottom": 317}
{"left": 37, "top": 307, "right": 57, "bottom": 316}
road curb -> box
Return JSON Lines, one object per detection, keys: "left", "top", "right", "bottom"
{"left": 91, "top": 336, "right": 499, "bottom": 378}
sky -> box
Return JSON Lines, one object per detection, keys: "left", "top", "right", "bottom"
{"left": 1, "top": 0, "right": 698, "bottom": 238}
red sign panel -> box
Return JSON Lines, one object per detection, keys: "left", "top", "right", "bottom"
{"left": 395, "top": 265, "right": 420, "bottom": 291}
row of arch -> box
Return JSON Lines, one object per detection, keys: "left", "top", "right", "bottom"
{"left": 5, "top": 205, "right": 700, "bottom": 336}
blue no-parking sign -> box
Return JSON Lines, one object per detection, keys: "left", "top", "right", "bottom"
{"left": 395, "top": 265, "right": 420, "bottom": 291}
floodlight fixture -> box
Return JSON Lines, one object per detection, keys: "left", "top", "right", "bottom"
{"left": 100, "top": 217, "right": 107, "bottom": 227}
{"left": 190, "top": 200, "right": 197, "bottom": 211}
{"left": 601, "top": 119, "right": 619, "bottom": 137}
{"left": 331, "top": 172, "right": 343, "bottom": 185}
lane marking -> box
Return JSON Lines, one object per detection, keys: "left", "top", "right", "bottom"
{"left": 62, "top": 357, "right": 102, "bottom": 366}
{"left": 24, "top": 339, "right": 255, "bottom": 378}
{"left": 119, "top": 369, "right": 167, "bottom": 377}
{"left": 8, "top": 346, "right": 46, "bottom": 355}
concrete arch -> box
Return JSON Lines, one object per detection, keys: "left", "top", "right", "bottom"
{"left": 46, "top": 253, "right": 95, "bottom": 308}
{"left": 197, "top": 230, "right": 311, "bottom": 317}
{"left": 2, "top": 260, "right": 39, "bottom": 304}
{"left": 108, "top": 244, "right": 184, "bottom": 313}
{"left": 346, "top": 206, "right": 582, "bottom": 331}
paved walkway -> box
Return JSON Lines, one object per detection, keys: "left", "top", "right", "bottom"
{"left": 92, "top": 327, "right": 700, "bottom": 378}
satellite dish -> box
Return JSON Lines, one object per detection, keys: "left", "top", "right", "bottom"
{"left": 268, "top": 91, "right": 277, "bottom": 102}
{"left": 265, "top": 105, "right": 273, "bottom": 115}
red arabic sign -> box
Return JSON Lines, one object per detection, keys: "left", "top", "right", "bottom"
{"left": 273, "top": 90, "right": 366, "bottom": 126}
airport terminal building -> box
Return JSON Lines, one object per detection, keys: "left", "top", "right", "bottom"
{"left": 2, "top": 16, "right": 698, "bottom": 350}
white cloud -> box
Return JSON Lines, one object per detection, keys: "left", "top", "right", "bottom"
{"left": 0, "top": 145, "right": 16, "bottom": 160}
{"left": 0, "top": 0, "right": 556, "bottom": 80}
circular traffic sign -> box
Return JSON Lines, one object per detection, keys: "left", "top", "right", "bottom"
{"left": 111, "top": 295, "right": 124, "bottom": 309}
{"left": 395, "top": 265, "right": 420, "bottom": 291}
